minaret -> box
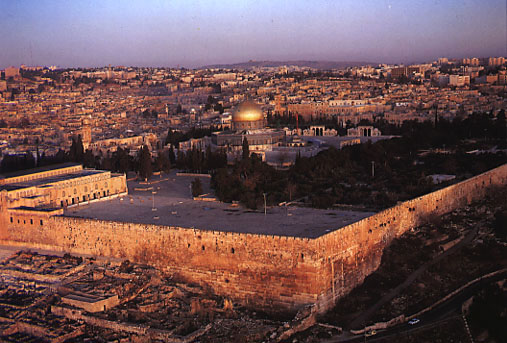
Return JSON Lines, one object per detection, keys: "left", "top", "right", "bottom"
{"left": 81, "top": 117, "right": 92, "bottom": 149}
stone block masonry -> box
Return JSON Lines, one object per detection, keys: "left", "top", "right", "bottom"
{"left": 1, "top": 164, "right": 506, "bottom": 314}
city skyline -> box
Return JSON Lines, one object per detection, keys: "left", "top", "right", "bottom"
{"left": 1, "top": 0, "right": 506, "bottom": 69}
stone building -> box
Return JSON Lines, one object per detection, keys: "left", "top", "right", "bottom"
{"left": 0, "top": 163, "right": 127, "bottom": 210}
{"left": 303, "top": 125, "right": 337, "bottom": 136}
{"left": 85, "top": 133, "right": 157, "bottom": 155}
{"left": 347, "top": 126, "right": 381, "bottom": 137}
{"left": 4, "top": 67, "right": 20, "bottom": 79}
{"left": 211, "top": 101, "right": 285, "bottom": 156}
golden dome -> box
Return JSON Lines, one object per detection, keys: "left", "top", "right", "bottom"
{"left": 232, "top": 101, "right": 263, "bottom": 122}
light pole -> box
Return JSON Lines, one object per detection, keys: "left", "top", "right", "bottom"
{"left": 263, "top": 193, "right": 267, "bottom": 217}
{"left": 152, "top": 191, "right": 157, "bottom": 211}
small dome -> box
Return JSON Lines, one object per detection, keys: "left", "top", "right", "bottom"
{"left": 232, "top": 101, "right": 263, "bottom": 122}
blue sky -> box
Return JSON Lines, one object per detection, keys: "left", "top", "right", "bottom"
{"left": 0, "top": 0, "right": 505, "bottom": 68}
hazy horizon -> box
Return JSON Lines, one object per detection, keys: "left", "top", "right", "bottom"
{"left": 1, "top": 0, "right": 506, "bottom": 69}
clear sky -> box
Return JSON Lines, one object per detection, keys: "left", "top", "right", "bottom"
{"left": 0, "top": 0, "right": 505, "bottom": 68}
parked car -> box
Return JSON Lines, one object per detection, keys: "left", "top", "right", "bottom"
{"left": 365, "top": 330, "right": 377, "bottom": 337}
{"left": 408, "top": 318, "right": 420, "bottom": 325}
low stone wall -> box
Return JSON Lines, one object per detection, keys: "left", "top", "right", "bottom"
{"left": 51, "top": 306, "right": 211, "bottom": 342}
{"left": 176, "top": 172, "right": 211, "bottom": 178}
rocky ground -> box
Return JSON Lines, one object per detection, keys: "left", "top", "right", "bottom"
{"left": 0, "top": 251, "right": 285, "bottom": 343}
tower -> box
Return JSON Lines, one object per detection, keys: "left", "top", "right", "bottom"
{"left": 81, "top": 117, "right": 92, "bottom": 148}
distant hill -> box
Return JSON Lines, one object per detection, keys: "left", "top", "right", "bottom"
{"left": 201, "top": 60, "right": 375, "bottom": 70}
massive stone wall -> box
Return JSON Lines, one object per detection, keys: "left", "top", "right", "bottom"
{"left": 1, "top": 164, "right": 506, "bottom": 314}
{"left": 313, "top": 163, "right": 507, "bottom": 312}
{"left": 0, "top": 213, "right": 322, "bottom": 313}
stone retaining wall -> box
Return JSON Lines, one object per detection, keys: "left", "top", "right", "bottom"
{"left": 1, "top": 164, "right": 506, "bottom": 314}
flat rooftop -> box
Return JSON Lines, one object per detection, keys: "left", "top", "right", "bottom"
{"left": 65, "top": 171, "right": 374, "bottom": 238}
{"left": 0, "top": 162, "right": 80, "bottom": 179}
{"left": 0, "top": 169, "right": 108, "bottom": 191}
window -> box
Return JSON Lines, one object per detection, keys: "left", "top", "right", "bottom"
{"left": 30, "top": 219, "right": 33, "bottom": 225}
{"left": 10, "top": 217, "right": 13, "bottom": 223}
{"left": 40, "top": 220, "right": 43, "bottom": 226}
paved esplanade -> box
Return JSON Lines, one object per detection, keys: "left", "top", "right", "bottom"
{"left": 64, "top": 172, "right": 374, "bottom": 238}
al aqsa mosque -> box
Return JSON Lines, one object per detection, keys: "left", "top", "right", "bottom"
{"left": 211, "top": 101, "right": 285, "bottom": 157}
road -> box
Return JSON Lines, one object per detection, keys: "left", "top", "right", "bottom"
{"left": 322, "top": 270, "right": 506, "bottom": 342}
{"left": 349, "top": 225, "right": 479, "bottom": 329}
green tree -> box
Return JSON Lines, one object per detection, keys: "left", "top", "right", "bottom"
{"left": 35, "top": 138, "right": 40, "bottom": 167}
{"left": 214, "top": 103, "right": 224, "bottom": 114}
{"left": 469, "top": 283, "right": 507, "bottom": 341}
{"left": 137, "top": 145, "right": 152, "bottom": 180}
{"left": 242, "top": 137, "right": 249, "bottom": 160}
{"left": 176, "top": 150, "right": 185, "bottom": 169}
{"left": 112, "top": 147, "right": 131, "bottom": 173}
{"left": 69, "top": 135, "right": 84, "bottom": 163}
{"left": 168, "top": 145, "right": 176, "bottom": 164}
{"left": 493, "top": 210, "right": 507, "bottom": 240}
{"left": 496, "top": 110, "right": 506, "bottom": 140}
{"left": 155, "top": 150, "right": 171, "bottom": 172}
{"left": 191, "top": 178, "right": 203, "bottom": 197}
{"left": 83, "top": 149, "right": 95, "bottom": 168}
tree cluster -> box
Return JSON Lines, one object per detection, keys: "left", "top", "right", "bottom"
{"left": 0, "top": 153, "right": 36, "bottom": 173}
{"left": 176, "top": 146, "right": 227, "bottom": 173}
{"left": 212, "top": 154, "right": 287, "bottom": 210}
{"left": 212, "top": 114, "right": 507, "bottom": 210}
{"left": 191, "top": 178, "right": 203, "bottom": 197}
{"left": 468, "top": 283, "right": 506, "bottom": 342}
{"left": 164, "top": 127, "right": 216, "bottom": 149}
{"left": 204, "top": 95, "right": 224, "bottom": 114}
